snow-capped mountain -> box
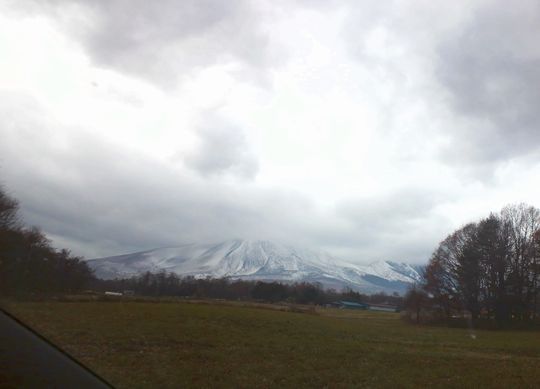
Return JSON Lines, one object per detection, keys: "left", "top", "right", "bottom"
{"left": 86, "top": 240, "right": 423, "bottom": 294}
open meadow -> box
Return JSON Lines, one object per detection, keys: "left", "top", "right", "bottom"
{"left": 3, "top": 299, "right": 540, "bottom": 388}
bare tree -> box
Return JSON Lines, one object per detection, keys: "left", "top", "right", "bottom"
{"left": 420, "top": 203, "right": 540, "bottom": 324}
{"left": 0, "top": 187, "right": 20, "bottom": 230}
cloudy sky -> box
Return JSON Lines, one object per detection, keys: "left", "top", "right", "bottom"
{"left": 1, "top": 0, "right": 540, "bottom": 264}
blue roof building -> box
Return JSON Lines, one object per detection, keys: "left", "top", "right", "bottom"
{"left": 330, "top": 301, "right": 369, "bottom": 310}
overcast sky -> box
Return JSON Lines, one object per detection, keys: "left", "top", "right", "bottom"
{"left": 1, "top": 0, "right": 540, "bottom": 264}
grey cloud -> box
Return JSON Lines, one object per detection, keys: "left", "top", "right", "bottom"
{"left": 338, "top": 190, "right": 442, "bottom": 227}
{"left": 0, "top": 94, "right": 312, "bottom": 257}
{"left": 436, "top": 0, "right": 540, "bottom": 165}
{"left": 0, "top": 93, "right": 443, "bottom": 263}
{"left": 339, "top": 0, "right": 540, "bottom": 176}
{"left": 335, "top": 189, "right": 451, "bottom": 261}
{"left": 183, "top": 115, "right": 259, "bottom": 180}
{"left": 14, "top": 0, "right": 273, "bottom": 87}
{"left": 1, "top": 129, "right": 293, "bottom": 257}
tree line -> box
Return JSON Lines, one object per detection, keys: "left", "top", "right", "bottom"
{"left": 407, "top": 203, "right": 540, "bottom": 324}
{"left": 94, "top": 270, "right": 404, "bottom": 307}
{"left": 0, "top": 186, "right": 95, "bottom": 296}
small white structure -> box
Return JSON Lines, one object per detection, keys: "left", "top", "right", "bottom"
{"left": 369, "top": 304, "right": 397, "bottom": 312}
{"left": 104, "top": 291, "right": 123, "bottom": 296}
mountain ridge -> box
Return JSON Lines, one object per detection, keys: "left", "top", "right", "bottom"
{"left": 86, "top": 239, "right": 423, "bottom": 295}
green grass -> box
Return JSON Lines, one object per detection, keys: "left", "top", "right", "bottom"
{"left": 3, "top": 300, "right": 540, "bottom": 388}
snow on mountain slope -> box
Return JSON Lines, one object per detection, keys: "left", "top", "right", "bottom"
{"left": 86, "top": 240, "right": 423, "bottom": 294}
{"left": 364, "top": 261, "right": 424, "bottom": 283}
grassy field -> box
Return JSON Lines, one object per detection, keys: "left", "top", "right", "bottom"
{"left": 3, "top": 299, "right": 540, "bottom": 388}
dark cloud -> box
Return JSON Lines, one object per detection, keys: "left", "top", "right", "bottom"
{"left": 182, "top": 114, "right": 259, "bottom": 180}
{"left": 14, "top": 0, "right": 274, "bottom": 87}
{"left": 436, "top": 0, "right": 540, "bottom": 165}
